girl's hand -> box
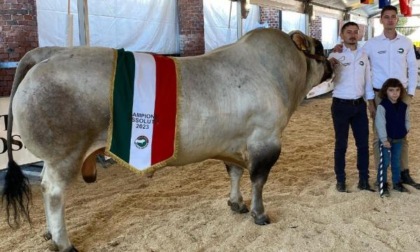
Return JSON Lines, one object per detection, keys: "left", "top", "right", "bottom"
{"left": 383, "top": 140, "right": 391, "bottom": 149}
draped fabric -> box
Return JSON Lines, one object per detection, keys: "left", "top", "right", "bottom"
{"left": 36, "top": 0, "right": 179, "bottom": 54}
{"left": 107, "top": 49, "right": 178, "bottom": 174}
{"left": 400, "top": 0, "right": 412, "bottom": 17}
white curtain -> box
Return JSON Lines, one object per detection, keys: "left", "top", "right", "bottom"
{"left": 321, "top": 17, "right": 338, "bottom": 50}
{"left": 203, "top": 0, "right": 267, "bottom": 52}
{"left": 36, "top": 0, "right": 179, "bottom": 54}
{"left": 281, "top": 10, "right": 306, "bottom": 34}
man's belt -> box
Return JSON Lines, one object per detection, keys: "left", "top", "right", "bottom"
{"left": 333, "top": 97, "right": 365, "bottom": 105}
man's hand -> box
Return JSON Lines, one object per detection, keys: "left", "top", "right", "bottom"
{"left": 328, "top": 57, "right": 340, "bottom": 68}
{"left": 368, "top": 100, "right": 376, "bottom": 119}
{"left": 332, "top": 44, "right": 343, "bottom": 53}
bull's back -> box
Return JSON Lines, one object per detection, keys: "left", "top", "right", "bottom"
{"left": 13, "top": 47, "right": 115, "bottom": 160}
{"left": 171, "top": 29, "right": 302, "bottom": 165}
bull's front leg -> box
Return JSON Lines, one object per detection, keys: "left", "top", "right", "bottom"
{"left": 225, "top": 163, "right": 249, "bottom": 214}
{"left": 249, "top": 145, "right": 281, "bottom": 225}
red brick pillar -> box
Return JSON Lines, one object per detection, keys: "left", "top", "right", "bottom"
{"left": 177, "top": 0, "right": 205, "bottom": 56}
{"left": 309, "top": 16, "right": 322, "bottom": 41}
{"left": 260, "top": 7, "right": 280, "bottom": 29}
{"left": 0, "top": 0, "right": 38, "bottom": 96}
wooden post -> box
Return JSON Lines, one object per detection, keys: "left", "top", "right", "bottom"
{"left": 77, "top": 0, "right": 90, "bottom": 46}
{"left": 67, "top": 0, "right": 73, "bottom": 47}
{"left": 237, "top": 0, "right": 242, "bottom": 39}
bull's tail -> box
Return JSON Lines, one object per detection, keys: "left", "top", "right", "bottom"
{"left": 2, "top": 47, "right": 65, "bottom": 227}
{"left": 2, "top": 160, "right": 32, "bottom": 227}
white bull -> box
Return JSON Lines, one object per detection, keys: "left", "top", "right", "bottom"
{"left": 2, "top": 28, "right": 332, "bottom": 251}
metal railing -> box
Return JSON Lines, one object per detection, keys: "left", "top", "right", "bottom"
{"left": 0, "top": 62, "right": 19, "bottom": 69}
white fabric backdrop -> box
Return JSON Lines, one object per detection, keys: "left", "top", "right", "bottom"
{"left": 321, "top": 16, "right": 338, "bottom": 50}
{"left": 203, "top": 0, "right": 267, "bottom": 52}
{"left": 281, "top": 10, "right": 306, "bottom": 34}
{"left": 36, "top": 0, "right": 179, "bottom": 54}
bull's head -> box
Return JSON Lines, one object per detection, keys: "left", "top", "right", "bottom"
{"left": 290, "top": 31, "right": 333, "bottom": 83}
{"left": 312, "top": 39, "right": 333, "bottom": 83}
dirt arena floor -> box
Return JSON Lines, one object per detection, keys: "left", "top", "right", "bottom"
{"left": 1, "top": 93, "right": 420, "bottom": 252}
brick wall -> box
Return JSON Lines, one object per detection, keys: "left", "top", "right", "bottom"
{"left": 260, "top": 7, "right": 280, "bottom": 29}
{"left": 309, "top": 16, "right": 322, "bottom": 41}
{"left": 177, "top": 0, "right": 205, "bottom": 56}
{"left": 0, "top": 0, "right": 206, "bottom": 97}
{"left": 0, "top": 0, "right": 38, "bottom": 96}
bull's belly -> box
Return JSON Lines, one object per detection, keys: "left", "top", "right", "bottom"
{"left": 165, "top": 129, "right": 250, "bottom": 168}
{"left": 167, "top": 149, "right": 246, "bottom": 168}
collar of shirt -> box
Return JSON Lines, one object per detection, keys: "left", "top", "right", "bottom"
{"left": 379, "top": 32, "right": 402, "bottom": 41}
{"left": 342, "top": 44, "right": 361, "bottom": 54}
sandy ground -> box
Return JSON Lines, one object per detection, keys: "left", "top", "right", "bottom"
{"left": 1, "top": 93, "right": 420, "bottom": 252}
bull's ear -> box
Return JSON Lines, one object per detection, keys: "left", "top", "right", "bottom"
{"left": 290, "top": 31, "right": 310, "bottom": 52}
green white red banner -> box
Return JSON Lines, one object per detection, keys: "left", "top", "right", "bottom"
{"left": 106, "top": 49, "right": 178, "bottom": 174}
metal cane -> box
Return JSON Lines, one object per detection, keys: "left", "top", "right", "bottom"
{"left": 379, "top": 144, "right": 385, "bottom": 197}
{"left": 378, "top": 143, "right": 390, "bottom": 197}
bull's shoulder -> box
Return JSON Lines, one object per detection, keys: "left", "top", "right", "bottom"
{"left": 177, "top": 28, "right": 305, "bottom": 76}
{"left": 184, "top": 29, "right": 291, "bottom": 59}
{"left": 238, "top": 28, "right": 295, "bottom": 51}
{"left": 241, "top": 28, "right": 290, "bottom": 43}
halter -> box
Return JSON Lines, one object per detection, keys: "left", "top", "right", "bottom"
{"left": 303, "top": 50, "right": 327, "bottom": 62}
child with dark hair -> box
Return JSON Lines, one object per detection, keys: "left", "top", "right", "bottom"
{"left": 375, "top": 78, "right": 410, "bottom": 197}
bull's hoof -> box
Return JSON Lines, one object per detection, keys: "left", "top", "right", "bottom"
{"left": 63, "top": 245, "right": 79, "bottom": 252}
{"left": 46, "top": 242, "right": 58, "bottom": 251}
{"left": 251, "top": 212, "right": 270, "bottom": 225}
{"left": 43, "top": 231, "right": 52, "bottom": 241}
{"left": 227, "top": 200, "right": 249, "bottom": 213}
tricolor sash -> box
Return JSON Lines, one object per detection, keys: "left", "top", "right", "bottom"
{"left": 106, "top": 49, "right": 179, "bottom": 174}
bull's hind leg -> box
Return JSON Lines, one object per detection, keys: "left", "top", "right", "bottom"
{"left": 40, "top": 165, "right": 53, "bottom": 242}
{"left": 249, "top": 144, "right": 281, "bottom": 225}
{"left": 41, "top": 161, "right": 79, "bottom": 252}
{"left": 225, "top": 163, "right": 249, "bottom": 213}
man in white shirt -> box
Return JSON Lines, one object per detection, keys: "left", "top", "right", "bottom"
{"left": 329, "top": 22, "right": 374, "bottom": 192}
{"left": 364, "top": 5, "right": 420, "bottom": 189}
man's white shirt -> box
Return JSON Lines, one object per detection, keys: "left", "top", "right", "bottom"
{"left": 329, "top": 45, "right": 374, "bottom": 100}
{"left": 362, "top": 32, "right": 418, "bottom": 96}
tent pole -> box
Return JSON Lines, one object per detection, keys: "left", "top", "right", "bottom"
{"left": 77, "top": 0, "right": 90, "bottom": 46}
{"left": 67, "top": 0, "right": 73, "bottom": 47}
{"left": 237, "top": 0, "right": 242, "bottom": 39}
